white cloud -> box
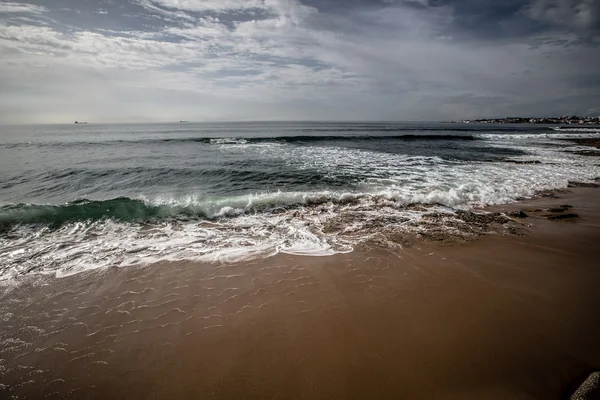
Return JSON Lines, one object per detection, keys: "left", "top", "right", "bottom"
{"left": 145, "top": 0, "right": 315, "bottom": 15}
{"left": 145, "top": 0, "right": 263, "bottom": 11}
{"left": 0, "top": 2, "right": 46, "bottom": 14}
{"left": 136, "top": 0, "right": 196, "bottom": 21}
{"left": 0, "top": 0, "right": 599, "bottom": 123}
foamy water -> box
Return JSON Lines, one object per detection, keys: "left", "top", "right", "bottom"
{"left": 0, "top": 122, "right": 599, "bottom": 281}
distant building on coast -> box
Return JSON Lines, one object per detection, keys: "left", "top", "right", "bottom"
{"left": 460, "top": 115, "right": 600, "bottom": 125}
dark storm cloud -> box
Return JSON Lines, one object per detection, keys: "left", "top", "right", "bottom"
{"left": 0, "top": 0, "right": 599, "bottom": 123}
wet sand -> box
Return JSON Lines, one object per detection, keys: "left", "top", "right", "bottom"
{"left": 1, "top": 187, "right": 599, "bottom": 399}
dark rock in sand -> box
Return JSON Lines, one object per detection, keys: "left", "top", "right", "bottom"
{"left": 455, "top": 210, "right": 510, "bottom": 225}
{"left": 560, "top": 204, "right": 574, "bottom": 209}
{"left": 548, "top": 207, "right": 569, "bottom": 213}
{"left": 507, "top": 210, "right": 528, "bottom": 218}
{"left": 565, "top": 371, "right": 600, "bottom": 400}
{"left": 505, "top": 222, "right": 528, "bottom": 236}
{"left": 536, "top": 189, "right": 570, "bottom": 199}
{"left": 568, "top": 181, "right": 600, "bottom": 188}
{"left": 547, "top": 213, "right": 579, "bottom": 220}
{"left": 523, "top": 208, "right": 543, "bottom": 213}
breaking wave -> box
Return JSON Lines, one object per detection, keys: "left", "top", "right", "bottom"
{"left": 2, "top": 122, "right": 600, "bottom": 282}
{"left": 551, "top": 127, "right": 600, "bottom": 133}
{"left": 0, "top": 187, "right": 499, "bottom": 233}
{"left": 0, "top": 198, "right": 202, "bottom": 232}
{"left": 0, "top": 134, "right": 482, "bottom": 150}
{"left": 0, "top": 190, "right": 513, "bottom": 281}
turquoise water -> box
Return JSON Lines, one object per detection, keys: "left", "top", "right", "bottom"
{"left": 0, "top": 122, "right": 598, "bottom": 279}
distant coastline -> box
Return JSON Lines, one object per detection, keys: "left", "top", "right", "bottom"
{"left": 458, "top": 116, "right": 600, "bottom": 125}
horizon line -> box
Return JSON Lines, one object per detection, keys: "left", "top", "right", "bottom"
{"left": 0, "top": 119, "right": 455, "bottom": 127}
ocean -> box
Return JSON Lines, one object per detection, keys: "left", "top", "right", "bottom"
{"left": 1, "top": 121, "right": 599, "bottom": 280}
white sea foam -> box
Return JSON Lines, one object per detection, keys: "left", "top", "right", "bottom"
{"left": 1, "top": 132, "right": 599, "bottom": 282}
{"left": 478, "top": 132, "right": 600, "bottom": 140}
{"left": 209, "top": 138, "right": 248, "bottom": 145}
{"left": 551, "top": 127, "right": 600, "bottom": 133}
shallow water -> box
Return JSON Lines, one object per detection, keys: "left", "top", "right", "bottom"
{"left": 1, "top": 122, "right": 599, "bottom": 279}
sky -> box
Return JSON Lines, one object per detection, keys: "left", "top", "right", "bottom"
{"left": 0, "top": 0, "right": 599, "bottom": 123}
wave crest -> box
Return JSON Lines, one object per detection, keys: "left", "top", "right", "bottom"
{"left": 0, "top": 198, "right": 199, "bottom": 232}
{"left": 0, "top": 134, "right": 482, "bottom": 150}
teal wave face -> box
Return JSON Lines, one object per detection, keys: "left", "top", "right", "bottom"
{"left": 0, "top": 193, "right": 373, "bottom": 232}
{"left": 0, "top": 198, "right": 203, "bottom": 232}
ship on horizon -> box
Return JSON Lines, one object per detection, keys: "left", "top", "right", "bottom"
{"left": 74, "top": 121, "right": 88, "bottom": 124}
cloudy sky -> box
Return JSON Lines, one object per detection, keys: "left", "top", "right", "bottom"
{"left": 0, "top": 0, "right": 599, "bottom": 123}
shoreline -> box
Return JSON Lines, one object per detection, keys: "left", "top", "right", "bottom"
{"left": 2, "top": 128, "right": 600, "bottom": 280}
{"left": 1, "top": 184, "right": 599, "bottom": 399}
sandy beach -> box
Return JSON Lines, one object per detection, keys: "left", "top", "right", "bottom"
{"left": 3, "top": 0, "right": 600, "bottom": 396}
{"left": 3, "top": 0, "right": 600, "bottom": 394}
{"left": 0, "top": 184, "right": 598, "bottom": 399}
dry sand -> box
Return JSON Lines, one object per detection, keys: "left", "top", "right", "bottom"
{"left": 1, "top": 187, "right": 599, "bottom": 399}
